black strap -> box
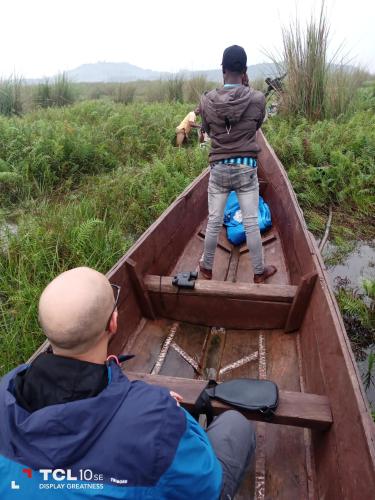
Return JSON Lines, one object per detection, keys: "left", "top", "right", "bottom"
{"left": 118, "top": 354, "right": 135, "bottom": 363}
{"left": 190, "top": 380, "right": 217, "bottom": 426}
{"left": 258, "top": 406, "right": 275, "bottom": 420}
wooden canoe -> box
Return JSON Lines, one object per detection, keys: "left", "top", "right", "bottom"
{"left": 32, "top": 131, "right": 375, "bottom": 499}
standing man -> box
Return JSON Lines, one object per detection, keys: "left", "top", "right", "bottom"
{"left": 199, "top": 45, "right": 277, "bottom": 283}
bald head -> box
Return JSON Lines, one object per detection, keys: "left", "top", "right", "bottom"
{"left": 39, "top": 267, "right": 115, "bottom": 354}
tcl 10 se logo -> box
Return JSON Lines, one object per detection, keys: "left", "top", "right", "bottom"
{"left": 39, "top": 469, "right": 103, "bottom": 481}
{"left": 11, "top": 469, "right": 104, "bottom": 490}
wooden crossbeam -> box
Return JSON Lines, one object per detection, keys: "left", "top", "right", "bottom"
{"left": 145, "top": 275, "right": 296, "bottom": 303}
{"left": 143, "top": 275, "right": 297, "bottom": 330}
{"left": 126, "top": 372, "right": 332, "bottom": 430}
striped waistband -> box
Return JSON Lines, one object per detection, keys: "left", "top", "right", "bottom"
{"left": 220, "top": 157, "right": 257, "bottom": 167}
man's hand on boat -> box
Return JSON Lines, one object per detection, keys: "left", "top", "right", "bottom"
{"left": 170, "top": 390, "right": 184, "bottom": 406}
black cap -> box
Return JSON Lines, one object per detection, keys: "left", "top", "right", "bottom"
{"left": 222, "top": 45, "right": 247, "bottom": 73}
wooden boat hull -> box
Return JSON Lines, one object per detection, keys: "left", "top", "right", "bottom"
{"left": 33, "top": 131, "right": 375, "bottom": 499}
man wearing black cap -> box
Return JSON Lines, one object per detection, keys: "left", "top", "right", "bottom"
{"left": 199, "top": 45, "right": 277, "bottom": 283}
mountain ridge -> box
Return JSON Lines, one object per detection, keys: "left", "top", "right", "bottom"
{"left": 61, "top": 61, "right": 279, "bottom": 83}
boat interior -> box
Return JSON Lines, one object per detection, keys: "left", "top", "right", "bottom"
{"left": 28, "top": 133, "right": 374, "bottom": 498}
{"left": 87, "top": 133, "right": 374, "bottom": 498}
{"left": 119, "top": 221, "right": 316, "bottom": 499}
{"left": 104, "top": 135, "right": 319, "bottom": 499}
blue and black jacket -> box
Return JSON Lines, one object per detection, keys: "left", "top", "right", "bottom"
{"left": 0, "top": 354, "right": 222, "bottom": 499}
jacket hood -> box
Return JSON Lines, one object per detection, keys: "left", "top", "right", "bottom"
{"left": 0, "top": 362, "right": 130, "bottom": 469}
{"left": 203, "top": 86, "right": 254, "bottom": 126}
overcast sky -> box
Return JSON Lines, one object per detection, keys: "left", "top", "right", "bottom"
{"left": 1, "top": 0, "right": 374, "bottom": 79}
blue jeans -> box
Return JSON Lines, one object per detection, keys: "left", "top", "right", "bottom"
{"left": 202, "top": 163, "right": 264, "bottom": 275}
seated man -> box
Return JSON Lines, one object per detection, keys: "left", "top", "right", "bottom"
{"left": 0, "top": 267, "right": 255, "bottom": 499}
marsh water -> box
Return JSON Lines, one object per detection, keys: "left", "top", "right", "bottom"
{"left": 325, "top": 241, "right": 375, "bottom": 293}
{"left": 0, "top": 220, "right": 17, "bottom": 239}
{"left": 324, "top": 240, "right": 375, "bottom": 407}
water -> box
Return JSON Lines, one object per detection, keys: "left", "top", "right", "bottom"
{"left": 323, "top": 240, "right": 375, "bottom": 407}
{"left": 0, "top": 220, "right": 18, "bottom": 239}
{"left": 0, "top": 219, "right": 18, "bottom": 251}
{"left": 324, "top": 241, "right": 375, "bottom": 292}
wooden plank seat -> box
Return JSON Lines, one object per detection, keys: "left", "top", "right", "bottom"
{"left": 143, "top": 275, "right": 297, "bottom": 329}
{"left": 126, "top": 372, "right": 333, "bottom": 430}
{"left": 145, "top": 276, "right": 296, "bottom": 302}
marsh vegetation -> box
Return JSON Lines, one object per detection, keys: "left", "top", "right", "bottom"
{"left": 0, "top": 101, "right": 207, "bottom": 372}
{"left": 0, "top": 74, "right": 218, "bottom": 116}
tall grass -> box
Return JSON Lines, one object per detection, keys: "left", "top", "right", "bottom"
{"left": 268, "top": 3, "right": 368, "bottom": 120}
{"left": 34, "top": 73, "right": 76, "bottom": 108}
{"left": 281, "top": 7, "right": 328, "bottom": 120}
{"left": 251, "top": 78, "right": 267, "bottom": 92}
{"left": 326, "top": 66, "right": 371, "bottom": 117}
{"left": 83, "top": 82, "right": 118, "bottom": 100}
{"left": 166, "top": 75, "right": 184, "bottom": 102}
{"left": 0, "top": 76, "right": 23, "bottom": 116}
{"left": 114, "top": 83, "right": 136, "bottom": 104}
{"left": 2, "top": 76, "right": 220, "bottom": 114}
{"left": 143, "top": 79, "right": 166, "bottom": 102}
{"left": 53, "top": 72, "right": 76, "bottom": 106}
{"left": 185, "top": 75, "right": 213, "bottom": 103}
{"left": 34, "top": 79, "right": 53, "bottom": 108}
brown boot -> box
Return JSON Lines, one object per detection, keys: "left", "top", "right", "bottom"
{"left": 199, "top": 262, "right": 212, "bottom": 280}
{"left": 254, "top": 265, "right": 277, "bottom": 284}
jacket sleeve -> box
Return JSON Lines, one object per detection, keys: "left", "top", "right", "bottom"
{"left": 157, "top": 408, "right": 222, "bottom": 499}
{"left": 256, "top": 92, "right": 266, "bottom": 130}
{"left": 199, "top": 95, "right": 210, "bottom": 135}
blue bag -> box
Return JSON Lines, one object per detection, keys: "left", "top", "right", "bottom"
{"left": 223, "top": 191, "right": 272, "bottom": 245}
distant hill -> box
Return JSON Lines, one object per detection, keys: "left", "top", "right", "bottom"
{"left": 60, "top": 61, "right": 279, "bottom": 83}
{"left": 65, "top": 62, "right": 167, "bottom": 83}
{"left": 25, "top": 61, "right": 363, "bottom": 85}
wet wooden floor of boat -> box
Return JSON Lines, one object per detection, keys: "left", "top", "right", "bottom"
{"left": 122, "top": 224, "right": 311, "bottom": 499}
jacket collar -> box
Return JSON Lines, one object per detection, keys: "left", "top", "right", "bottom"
{"left": 13, "top": 352, "right": 109, "bottom": 412}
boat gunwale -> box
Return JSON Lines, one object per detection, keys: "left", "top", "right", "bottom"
{"left": 259, "top": 130, "right": 374, "bottom": 439}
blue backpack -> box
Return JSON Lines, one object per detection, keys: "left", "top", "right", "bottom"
{"left": 223, "top": 191, "right": 272, "bottom": 245}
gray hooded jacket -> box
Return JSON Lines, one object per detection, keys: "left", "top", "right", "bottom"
{"left": 199, "top": 86, "right": 265, "bottom": 163}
